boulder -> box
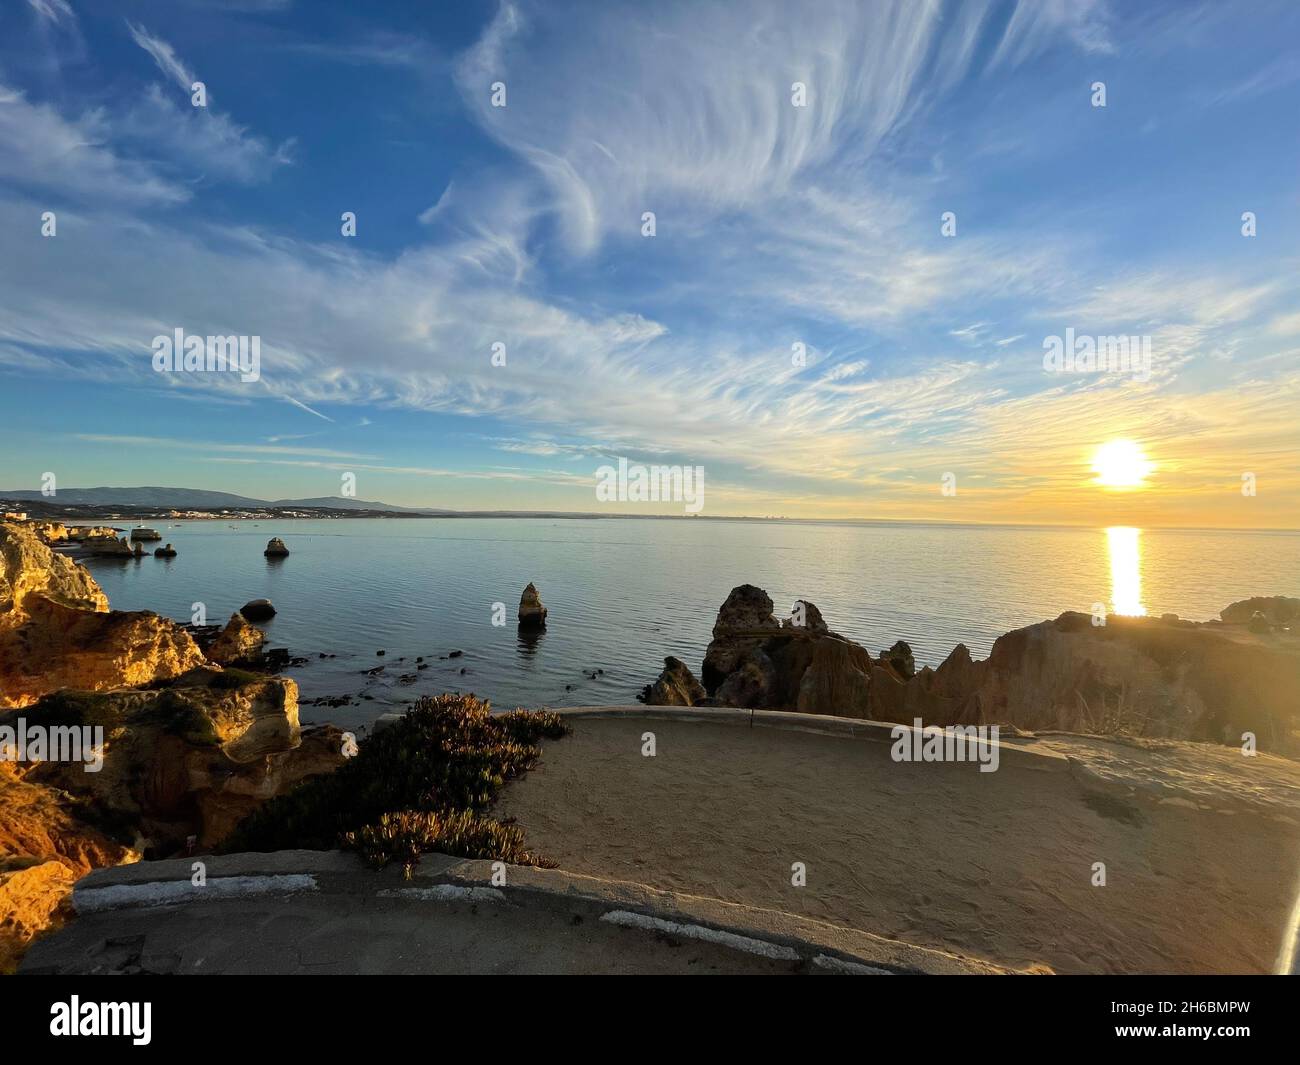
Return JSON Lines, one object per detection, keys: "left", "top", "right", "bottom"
{"left": 208, "top": 612, "right": 266, "bottom": 666}
{"left": 264, "top": 537, "right": 290, "bottom": 558}
{"left": 518, "top": 582, "right": 547, "bottom": 628}
{"left": 639, "top": 656, "right": 707, "bottom": 706}
{"left": 154, "top": 544, "right": 177, "bottom": 558}
{"left": 879, "top": 639, "right": 916, "bottom": 680}
{"left": 240, "top": 599, "right": 276, "bottom": 622}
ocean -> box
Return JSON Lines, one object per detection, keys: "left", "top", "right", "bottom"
{"left": 78, "top": 518, "right": 1300, "bottom": 732}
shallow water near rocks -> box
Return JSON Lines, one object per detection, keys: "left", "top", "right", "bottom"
{"left": 75, "top": 517, "right": 1300, "bottom": 733}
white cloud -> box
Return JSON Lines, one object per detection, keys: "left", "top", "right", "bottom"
{"left": 0, "top": 87, "right": 187, "bottom": 206}
{"left": 126, "top": 21, "right": 197, "bottom": 93}
{"left": 27, "top": 0, "right": 75, "bottom": 26}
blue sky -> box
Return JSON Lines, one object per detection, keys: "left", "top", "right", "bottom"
{"left": 1, "top": 0, "right": 1298, "bottom": 525}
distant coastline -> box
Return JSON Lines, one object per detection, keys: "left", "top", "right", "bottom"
{"left": 2, "top": 488, "right": 1297, "bottom": 532}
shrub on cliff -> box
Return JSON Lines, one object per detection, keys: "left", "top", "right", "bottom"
{"left": 221, "top": 694, "right": 569, "bottom": 872}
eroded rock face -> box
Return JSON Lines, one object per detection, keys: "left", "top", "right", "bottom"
{"left": 11, "top": 670, "right": 345, "bottom": 850}
{"left": 0, "top": 523, "right": 206, "bottom": 709}
{"left": 639, "top": 656, "right": 706, "bottom": 706}
{"left": 0, "top": 522, "right": 107, "bottom": 616}
{"left": 649, "top": 581, "right": 1300, "bottom": 754}
{"left": 880, "top": 639, "right": 916, "bottom": 680}
{"left": 0, "top": 597, "right": 207, "bottom": 710}
{"left": 518, "top": 582, "right": 547, "bottom": 628}
{"left": 264, "top": 537, "right": 290, "bottom": 557}
{"left": 208, "top": 612, "right": 266, "bottom": 666}
{"left": 701, "top": 584, "right": 781, "bottom": 694}
{"left": 698, "top": 586, "right": 874, "bottom": 713}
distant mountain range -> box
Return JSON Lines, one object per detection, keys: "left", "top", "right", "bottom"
{"left": 0, "top": 486, "right": 429, "bottom": 512}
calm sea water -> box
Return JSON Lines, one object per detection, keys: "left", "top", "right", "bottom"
{"left": 75, "top": 518, "right": 1300, "bottom": 731}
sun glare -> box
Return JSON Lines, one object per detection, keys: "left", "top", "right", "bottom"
{"left": 1091, "top": 439, "right": 1153, "bottom": 489}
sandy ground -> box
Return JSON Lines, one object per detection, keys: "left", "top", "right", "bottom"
{"left": 493, "top": 717, "right": 1300, "bottom": 974}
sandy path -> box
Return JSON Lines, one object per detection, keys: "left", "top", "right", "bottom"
{"left": 494, "top": 717, "right": 1300, "bottom": 974}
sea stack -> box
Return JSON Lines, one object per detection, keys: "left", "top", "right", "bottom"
{"left": 264, "top": 537, "right": 290, "bottom": 557}
{"left": 154, "top": 543, "right": 177, "bottom": 558}
{"left": 518, "top": 582, "right": 547, "bottom": 628}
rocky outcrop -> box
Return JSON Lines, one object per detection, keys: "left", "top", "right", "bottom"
{"left": 1, "top": 521, "right": 107, "bottom": 615}
{"left": 701, "top": 584, "right": 782, "bottom": 694}
{"left": 518, "top": 582, "right": 547, "bottom": 628}
{"left": 154, "top": 543, "right": 177, "bottom": 558}
{"left": 85, "top": 536, "right": 133, "bottom": 558}
{"left": 208, "top": 612, "right": 266, "bottom": 666}
{"left": 648, "top": 581, "right": 1300, "bottom": 754}
{"left": 29, "top": 522, "right": 67, "bottom": 544}
{"left": 264, "top": 537, "right": 289, "bottom": 557}
{"left": 0, "top": 523, "right": 207, "bottom": 709}
{"left": 639, "top": 656, "right": 706, "bottom": 706}
{"left": 879, "top": 639, "right": 916, "bottom": 679}
{"left": 693, "top": 586, "right": 876, "bottom": 715}
{"left": 240, "top": 599, "right": 276, "bottom": 622}
{"left": 1220, "top": 596, "right": 1300, "bottom": 626}
{"left": 7, "top": 669, "right": 346, "bottom": 852}
{"left": 0, "top": 522, "right": 348, "bottom": 965}
{"left": 934, "top": 611, "right": 1300, "bottom": 749}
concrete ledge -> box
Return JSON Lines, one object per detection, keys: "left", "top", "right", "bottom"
{"left": 414, "top": 857, "right": 1015, "bottom": 974}
{"left": 551, "top": 705, "right": 1069, "bottom": 772}
{"left": 58, "top": 848, "right": 1017, "bottom": 974}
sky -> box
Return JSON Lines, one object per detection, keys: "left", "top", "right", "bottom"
{"left": 1, "top": 0, "right": 1298, "bottom": 526}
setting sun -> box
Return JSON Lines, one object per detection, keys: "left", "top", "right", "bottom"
{"left": 1091, "top": 439, "right": 1154, "bottom": 489}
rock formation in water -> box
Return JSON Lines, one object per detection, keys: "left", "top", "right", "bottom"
{"left": 639, "top": 656, "right": 706, "bottom": 706}
{"left": 645, "top": 583, "right": 1300, "bottom": 754}
{"left": 240, "top": 598, "right": 276, "bottom": 622}
{"left": 208, "top": 612, "right": 267, "bottom": 666}
{"left": 264, "top": 537, "right": 290, "bottom": 557}
{"left": 154, "top": 543, "right": 177, "bottom": 558}
{"left": 518, "top": 582, "right": 547, "bottom": 628}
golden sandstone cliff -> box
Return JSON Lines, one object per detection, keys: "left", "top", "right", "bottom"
{"left": 0, "top": 521, "right": 343, "bottom": 970}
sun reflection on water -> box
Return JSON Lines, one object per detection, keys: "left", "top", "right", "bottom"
{"left": 1106, "top": 526, "right": 1147, "bottom": 617}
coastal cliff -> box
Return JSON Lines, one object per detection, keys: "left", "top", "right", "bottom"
{"left": 644, "top": 584, "right": 1300, "bottom": 753}
{"left": 0, "top": 521, "right": 343, "bottom": 969}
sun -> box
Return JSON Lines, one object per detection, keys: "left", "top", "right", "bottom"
{"left": 1091, "top": 439, "right": 1153, "bottom": 489}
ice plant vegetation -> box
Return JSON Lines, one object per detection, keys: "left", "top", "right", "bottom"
{"left": 223, "top": 694, "right": 569, "bottom": 876}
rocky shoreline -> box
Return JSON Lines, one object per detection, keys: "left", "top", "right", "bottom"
{"left": 0, "top": 520, "right": 345, "bottom": 970}
{"left": 640, "top": 583, "right": 1300, "bottom": 755}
